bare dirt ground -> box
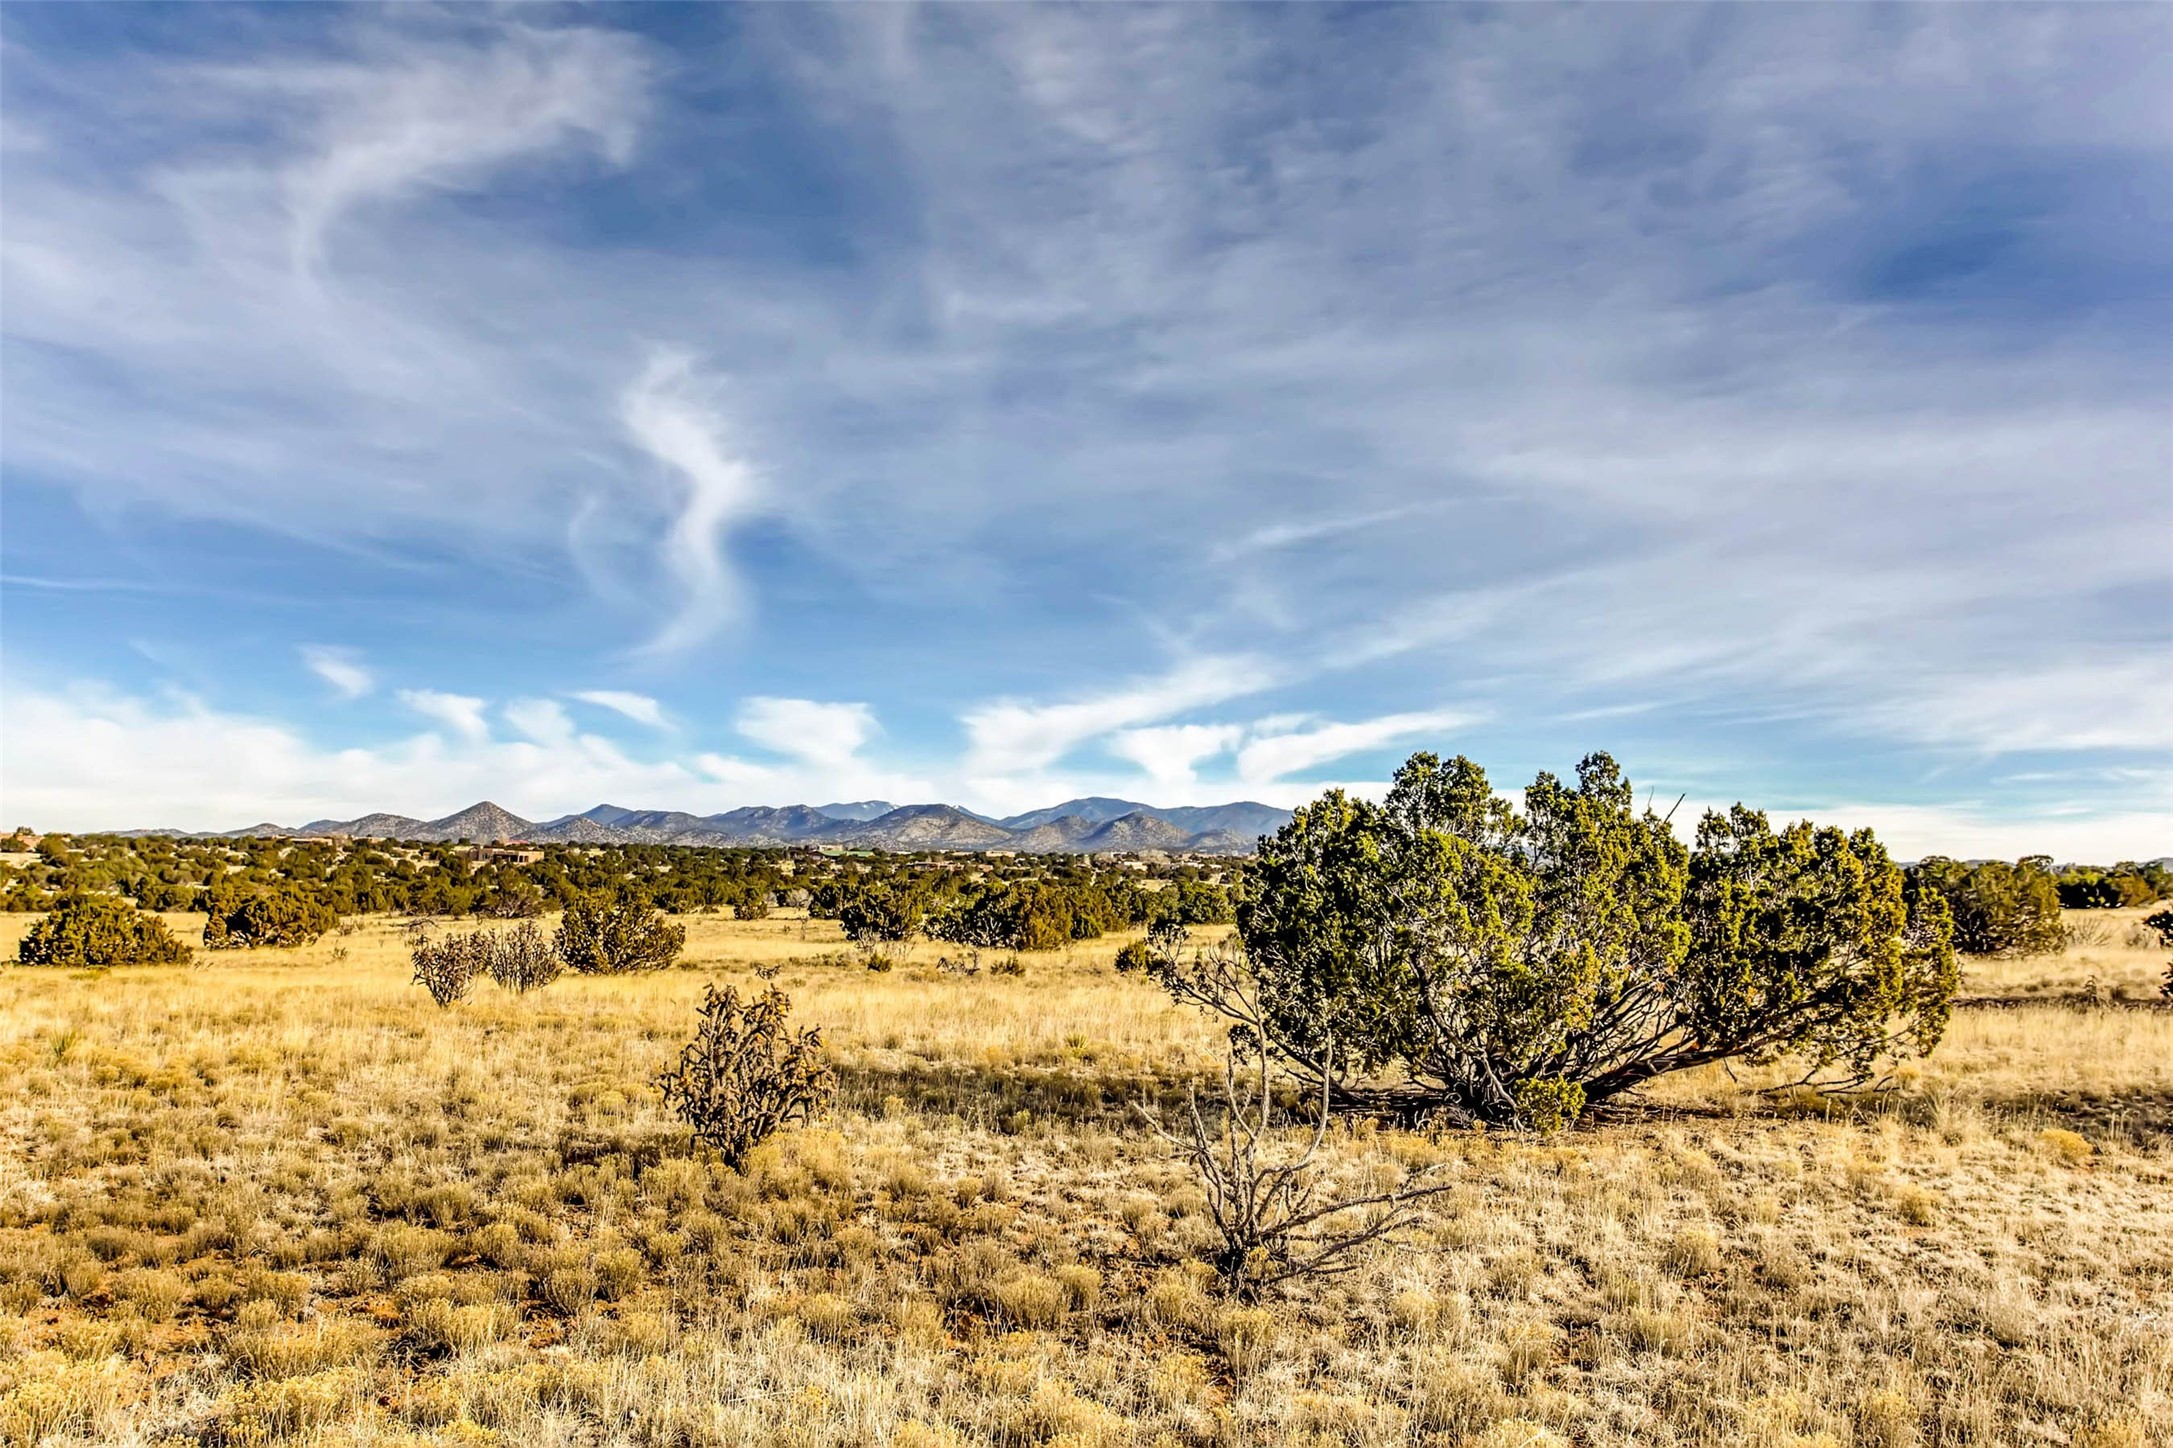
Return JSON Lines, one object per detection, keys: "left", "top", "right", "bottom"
{"left": 2, "top": 908, "right": 2167, "bottom": 1447}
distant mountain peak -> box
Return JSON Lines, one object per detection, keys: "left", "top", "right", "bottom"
{"left": 202, "top": 795, "right": 1292, "bottom": 853}
{"left": 422, "top": 802, "right": 535, "bottom": 843}
{"left": 815, "top": 800, "right": 895, "bottom": 822}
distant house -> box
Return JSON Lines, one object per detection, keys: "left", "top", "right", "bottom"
{"left": 461, "top": 844, "right": 543, "bottom": 866}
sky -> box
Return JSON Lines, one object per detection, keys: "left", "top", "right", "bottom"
{"left": 2, "top": 3, "right": 2169, "bottom": 857}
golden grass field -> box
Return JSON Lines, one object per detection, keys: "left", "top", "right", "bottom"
{"left": 2, "top": 907, "right": 2168, "bottom": 1448}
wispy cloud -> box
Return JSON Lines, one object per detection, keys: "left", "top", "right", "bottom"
{"left": 736, "top": 698, "right": 878, "bottom": 769}
{"left": 1208, "top": 505, "right": 1430, "bottom": 564}
{"left": 301, "top": 645, "right": 373, "bottom": 700}
{"left": 963, "top": 657, "right": 1278, "bottom": 776}
{"left": 273, "top": 25, "right": 646, "bottom": 279}
{"left": 1236, "top": 710, "right": 1478, "bottom": 785}
{"left": 572, "top": 689, "right": 669, "bottom": 730}
{"left": 398, "top": 688, "right": 490, "bottom": 743}
{"left": 620, "top": 351, "right": 766, "bottom": 654}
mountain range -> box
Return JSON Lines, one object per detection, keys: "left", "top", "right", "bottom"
{"left": 240, "top": 797, "right": 1294, "bottom": 854}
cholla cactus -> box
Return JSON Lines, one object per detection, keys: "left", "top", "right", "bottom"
{"left": 484, "top": 921, "right": 560, "bottom": 993}
{"left": 657, "top": 985, "right": 834, "bottom": 1165}
{"left": 411, "top": 932, "right": 484, "bottom": 1007}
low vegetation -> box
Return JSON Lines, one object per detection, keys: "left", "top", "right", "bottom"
{"left": 2, "top": 900, "right": 2169, "bottom": 1445}
{"left": 0, "top": 832, "right": 1242, "bottom": 935}
{"left": 201, "top": 883, "right": 340, "bottom": 950}
{"left": 14, "top": 893, "right": 190, "bottom": 968}
{"left": 1, "top": 755, "right": 2167, "bottom": 1446}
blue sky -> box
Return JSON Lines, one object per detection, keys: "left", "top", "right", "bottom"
{"left": 3, "top": 4, "right": 2169, "bottom": 855}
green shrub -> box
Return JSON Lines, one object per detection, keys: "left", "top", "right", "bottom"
{"left": 1145, "top": 751, "right": 1956, "bottom": 1128}
{"left": 1911, "top": 856, "right": 2066, "bottom": 956}
{"left": 202, "top": 887, "right": 339, "bottom": 949}
{"left": 553, "top": 893, "right": 684, "bottom": 973}
{"left": 838, "top": 881, "right": 926, "bottom": 943}
{"left": 17, "top": 894, "right": 191, "bottom": 968}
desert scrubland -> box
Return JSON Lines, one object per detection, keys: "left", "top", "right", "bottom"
{"left": 2, "top": 908, "right": 2168, "bottom": 1448}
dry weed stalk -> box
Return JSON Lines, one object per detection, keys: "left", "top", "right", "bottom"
{"left": 1142, "top": 1041, "right": 1453, "bottom": 1300}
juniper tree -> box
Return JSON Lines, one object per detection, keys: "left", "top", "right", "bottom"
{"left": 1144, "top": 751, "right": 1956, "bottom": 1128}
{"left": 18, "top": 894, "right": 192, "bottom": 968}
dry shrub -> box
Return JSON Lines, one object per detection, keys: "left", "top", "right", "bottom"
{"left": 1472, "top": 1421, "right": 1571, "bottom": 1448}
{"left": 223, "top": 1303, "right": 383, "bottom": 1378}
{"left": 1141, "top": 1039, "right": 1451, "bottom": 1298}
{"left": 1055, "top": 1264, "right": 1101, "bottom": 1313}
{"left": 1662, "top": 1227, "right": 1722, "bottom": 1277}
{"left": 371, "top": 1224, "right": 454, "bottom": 1284}
{"left": 993, "top": 1272, "right": 1067, "bottom": 1328}
{"left": 1414, "top": 1363, "right": 1510, "bottom": 1437}
{"left": 888, "top": 1296, "right": 947, "bottom": 1347}
{"left": 797, "top": 1291, "right": 857, "bottom": 1341}
{"left": 2038, "top": 1128, "right": 2094, "bottom": 1164}
{"left": 213, "top": 1367, "right": 368, "bottom": 1442}
{"left": 414, "top": 924, "right": 561, "bottom": 1004}
{"left": 655, "top": 984, "right": 835, "bottom": 1166}
{"left": 1214, "top": 1305, "right": 1278, "bottom": 1377}
{"left": 114, "top": 1267, "right": 187, "bottom": 1323}
{"left": 1143, "top": 1264, "right": 1213, "bottom": 1332}
{"left": 0, "top": 1358, "right": 130, "bottom": 1445}
{"left": 538, "top": 1264, "right": 599, "bottom": 1318}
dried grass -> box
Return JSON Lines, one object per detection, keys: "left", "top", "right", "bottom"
{"left": 0, "top": 908, "right": 2167, "bottom": 1445}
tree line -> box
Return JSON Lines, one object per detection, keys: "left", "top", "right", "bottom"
{"left": 0, "top": 833, "right": 1237, "bottom": 943}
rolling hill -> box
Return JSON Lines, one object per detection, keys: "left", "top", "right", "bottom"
{"left": 219, "top": 794, "right": 1293, "bottom": 853}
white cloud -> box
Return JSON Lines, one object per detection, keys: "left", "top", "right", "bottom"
{"left": 736, "top": 698, "right": 879, "bottom": 768}
{"left": 1857, "top": 661, "right": 2173, "bottom": 755}
{"left": 1236, "top": 710, "right": 1474, "bottom": 785}
{"left": 620, "top": 351, "right": 765, "bottom": 654}
{"left": 503, "top": 698, "right": 575, "bottom": 748}
{"left": 0, "top": 682, "right": 939, "bottom": 829}
{"left": 398, "top": 688, "right": 490, "bottom": 743}
{"left": 1107, "top": 723, "right": 1242, "bottom": 786}
{"left": 1208, "top": 505, "right": 1427, "bottom": 564}
{"left": 572, "top": 689, "right": 669, "bottom": 730}
{"left": 696, "top": 753, "right": 773, "bottom": 785}
{"left": 962, "top": 656, "right": 1277, "bottom": 776}
{"left": 7, "top": 680, "right": 2166, "bottom": 861}
{"left": 273, "top": 25, "right": 647, "bottom": 278}
{"left": 1735, "top": 799, "right": 2173, "bottom": 866}
{"left": 300, "top": 645, "right": 372, "bottom": 700}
